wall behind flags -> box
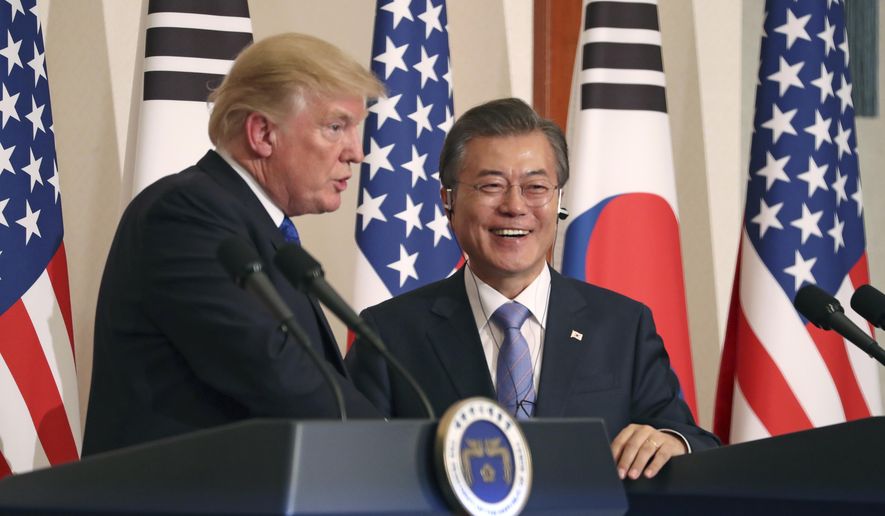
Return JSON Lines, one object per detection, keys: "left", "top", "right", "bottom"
{"left": 36, "top": 0, "right": 883, "bottom": 430}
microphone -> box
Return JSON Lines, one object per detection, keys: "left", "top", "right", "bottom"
{"left": 216, "top": 237, "right": 347, "bottom": 420}
{"left": 556, "top": 191, "right": 568, "bottom": 220}
{"left": 794, "top": 284, "right": 885, "bottom": 366}
{"left": 274, "top": 243, "right": 437, "bottom": 419}
{"left": 851, "top": 284, "right": 885, "bottom": 330}
{"left": 218, "top": 237, "right": 297, "bottom": 322}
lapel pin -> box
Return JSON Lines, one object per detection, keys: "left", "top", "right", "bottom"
{"left": 570, "top": 330, "right": 583, "bottom": 341}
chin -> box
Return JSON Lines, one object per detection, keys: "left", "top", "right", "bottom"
{"left": 499, "top": 259, "right": 546, "bottom": 276}
{"left": 321, "top": 198, "right": 342, "bottom": 213}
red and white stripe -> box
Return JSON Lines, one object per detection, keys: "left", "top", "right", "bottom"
{"left": 0, "top": 245, "right": 80, "bottom": 476}
{"left": 716, "top": 231, "right": 881, "bottom": 443}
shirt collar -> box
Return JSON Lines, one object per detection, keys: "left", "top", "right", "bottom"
{"left": 216, "top": 148, "right": 286, "bottom": 227}
{"left": 464, "top": 264, "right": 552, "bottom": 331}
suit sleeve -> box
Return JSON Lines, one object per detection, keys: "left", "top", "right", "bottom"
{"left": 345, "top": 309, "right": 394, "bottom": 418}
{"left": 138, "top": 186, "right": 378, "bottom": 419}
{"left": 630, "top": 306, "right": 720, "bottom": 452}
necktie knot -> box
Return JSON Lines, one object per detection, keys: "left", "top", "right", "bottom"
{"left": 279, "top": 217, "right": 301, "bottom": 244}
{"left": 491, "top": 302, "right": 531, "bottom": 331}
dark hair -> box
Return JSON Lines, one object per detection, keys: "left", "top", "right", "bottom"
{"left": 438, "top": 98, "right": 569, "bottom": 188}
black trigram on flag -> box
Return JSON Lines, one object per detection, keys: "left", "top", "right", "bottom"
{"left": 130, "top": 0, "right": 252, "bottom": 195}
{"left": 562, "top": 0, "right": 699, "bottom": 416}
{"left": 578, "top": 0, "right": 667, "bottom": 113}
{"left": 143, "top": 0, "right": 252, "bottom": 101}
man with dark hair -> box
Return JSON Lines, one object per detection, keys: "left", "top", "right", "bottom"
{"left": 84, "top": 34, "right": 385, "bottom": 455}
{"left": 347, "top": 98, "right": 718, "bottom": 480}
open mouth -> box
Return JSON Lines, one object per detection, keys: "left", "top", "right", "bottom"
{"left": 492, "top": 229, "right": 530, "bottom": 237}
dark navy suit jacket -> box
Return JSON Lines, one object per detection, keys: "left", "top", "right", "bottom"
{"left": 84, "top": 151, "right": 379, "bottom": 455}
{"left": 346, "top": 267, "right": 719, "bottom": 452}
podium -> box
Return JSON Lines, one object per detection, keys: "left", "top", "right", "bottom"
{"left": 626, "top": 416, "right": 885, "bottom": 515}
{"left": 0, "top": 418, "right": 627, "bottom": 515}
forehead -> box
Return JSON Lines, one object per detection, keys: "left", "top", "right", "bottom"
{"left": 297, "top": 93, "right": 368, "bottom": 122}
{"left": 459, "top": 131, "right": 556, "bottom": 180}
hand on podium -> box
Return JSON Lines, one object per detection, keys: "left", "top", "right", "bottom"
{"left": 611, "top": 423, "right": 687, "bottom": 480}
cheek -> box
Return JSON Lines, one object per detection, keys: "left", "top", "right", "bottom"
{"left": 450, "top": 213, "right": 467, "bottom": 239}
{"left": 536, "top": 207, "right": 557, "bottom": 229}
{"left": 450, "top": 213, "right": 477, "bottom": 247}
{"left": 326, "top": 136, "right": 346, "bottom": 157}
{"left": 452, "top": 204, "right": 483, "bottom": 230}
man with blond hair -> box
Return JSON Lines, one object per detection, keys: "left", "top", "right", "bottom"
{"left": 84, "top": 33, "right": 385, "bottom": 455}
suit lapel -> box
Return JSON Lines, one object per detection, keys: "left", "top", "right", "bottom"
{"left": 310, "top": 298, "right": 348, "bottom": 373}
{"left": 535, "top": 269, "right": 590, "bottom": 417}
{"left": 427, "top": 271, "right": 496, "bottom": 399}
{"left": 197, "top": 151, "right": 346, "bottom": 372}
{"left": 198, "top": 151, "right": 287, "bottom": 250}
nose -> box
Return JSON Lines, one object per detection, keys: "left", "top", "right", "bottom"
{"left": 342, "top": 127, "right": 364, "bottom": 164}
{"left": 497, "top": 184, "right": 529, "bottom": 214}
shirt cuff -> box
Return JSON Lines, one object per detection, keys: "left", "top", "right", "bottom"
{"left": 659, "top": 428, "right": 691, "bottom": 454}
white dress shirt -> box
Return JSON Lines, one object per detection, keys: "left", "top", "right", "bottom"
{"left": 463, "top": 264, "right": 552, "bottom": 394}
{"left": 462, "top": 263, "right": 692, "bottom": 451}
{"left": 216, "top": 149, "right": 287, "bottom": 227}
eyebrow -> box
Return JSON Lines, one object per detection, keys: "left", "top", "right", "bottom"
{"left": 326, "top": 111, "right": 355, "bottom": 123}
{"left": 324, "top": 107, "right": 366, "bottom": 124}
{"left": 474, "top": 169, "right": 550, "bottom": 179}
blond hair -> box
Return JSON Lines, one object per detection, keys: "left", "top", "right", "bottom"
{"left": 208, "top": 33, "right": 384, "bottom": 146}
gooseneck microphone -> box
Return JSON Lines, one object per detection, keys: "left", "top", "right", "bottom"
{"left": 217, "top": 237, "right": 347, "bottom": 420}
{"left": 794, "top": 284, "right": 885, "bottom": 366}
{"left": 274, "top": 243, "right": 437, "bottom": 419}
{"left": 851, "top": 284, "right": 885, "bottom": 330}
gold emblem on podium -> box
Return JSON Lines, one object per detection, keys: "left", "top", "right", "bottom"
{"left": 434, "top": 397, "right": 532, "bottom": 516}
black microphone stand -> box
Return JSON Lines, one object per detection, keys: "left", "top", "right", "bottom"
{"left": 218, "top": 237, "right": 347, "bottom": 420}
{"left": 275, "top": 243, "right": 436, "bottom": 419}
{"left": 280, "top": 315, "right": 348, "bottom": 421}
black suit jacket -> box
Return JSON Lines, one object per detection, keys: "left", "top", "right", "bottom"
{"left": 346, "top": 267, "right": 719, "bottom": 452}
{"left": 84, "top": 151, "right": 379, "bottom": 455}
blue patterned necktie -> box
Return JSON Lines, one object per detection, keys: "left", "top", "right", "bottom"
{"left": 279, "top": 217, "right": 301, "bottom": 245}
{"left": 492, "top": 302, "right": 536, "bottom": 419}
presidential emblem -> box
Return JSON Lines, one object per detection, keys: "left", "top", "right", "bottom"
{"left": 434, "top": 397, "right": 532, "bottom": 515}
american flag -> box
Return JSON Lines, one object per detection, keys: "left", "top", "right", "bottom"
{"left": 561, "top": 0, "right": 698, "bottom": 417}
{"left": 352, "top": 0, "right": 461, "bottom": 319}
{"left": 130, "top": 0, "right": 251, "bottom": 196}
{"left": 714, "top": 0, "right": 881, "bottom": 444}
{"left": 0, "top": 0, "right": 80, "bottom": 477}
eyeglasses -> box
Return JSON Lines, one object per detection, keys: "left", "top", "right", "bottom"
{"left": 455, "top": 179, "right": 559, "bottom": 207}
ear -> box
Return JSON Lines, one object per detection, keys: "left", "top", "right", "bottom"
{"left": 243, "top": 112, "right": 275, "bottom": 158}
{"left": 440, "top": 186, "right": 453, "bottom": 216}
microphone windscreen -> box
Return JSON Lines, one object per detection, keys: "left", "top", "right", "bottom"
{"left": 217, "top": 237, "right": 262, "bottom": 285}
{"left": 851, "top": 285, "right": 885, "bottom": 326}
{"left": 274, "top": 243, "right": 324, "bottom": 290}
{"left": 794, "top": 284, "right": 843, "bottom": 328}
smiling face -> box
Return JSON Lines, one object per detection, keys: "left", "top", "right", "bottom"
{"left": 262, "top": 93, "right": 367, "bottom": 216}
{"left": 448, "top": 131, "right": 559, "bottom": 297}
